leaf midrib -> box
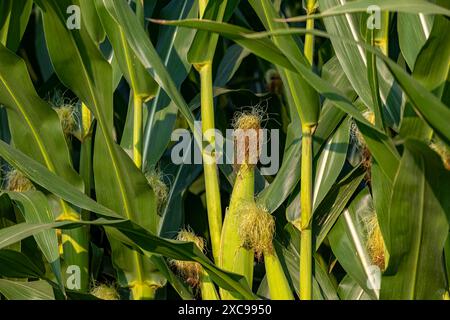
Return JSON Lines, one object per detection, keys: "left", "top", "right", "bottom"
{"left": 119, "top": 27, "right": 139, "bottom": 96}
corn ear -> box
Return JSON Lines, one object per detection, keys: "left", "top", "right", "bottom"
{"left": 200, "top": 272, "right": 219, "bottom": 300}
{"left": 219, "top": 165, "right": 255, "bottom": 299}
{"left": 264, "top": 251, "right": 294, "bottom": 300}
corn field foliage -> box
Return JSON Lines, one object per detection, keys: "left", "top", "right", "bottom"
{"left": 0, "top": 0, "right": 449, "bottom": 301}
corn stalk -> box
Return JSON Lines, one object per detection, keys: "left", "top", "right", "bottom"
{"left": 188, "top": 0, "right": 228, "bottom": 263}
{"left": 299, "top": 0, "right": 318, "bottom": 300}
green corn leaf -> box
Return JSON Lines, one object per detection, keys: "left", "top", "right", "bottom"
{"left": 366, "top": 29, "right": 385, "bottom": 131}
{"left": 399, "top": 15, "right": 450, "bottom": 142}
{"left": 257, "top": 57, "right": 353, "bottom": 213}
{"left": 0, "top": 219, "right": 256, "bottom": 300}
{"left": 0, "top": 0, "right": 33, "bottom": 51}
{"left": 337, "top": 275, "right": 372, "bottom": 300}
{"left": 0, "top": 249, "right": 46, "bottom": 279}
{"left": 283, "top": 0, "right": 450, "bottom": 22}
{"left": 96, "top": 0, "right": 196, "bottom": 130}
{"left": 412, "top": 16, "right": 450, "bottom": 94}
{"left": 214, "top": 44, "right": 250, "bottom": 87}
{"left": 313, "top": 117, "right": 350, "bottom": 210}
{"left": 37, "top": 0, "right": 163, "bottom": 296}
{"left": 152, "top": 19, "right": 295, "bottom": 71}
{"left": 158, "top": 162, "right": 202, "bottom": 238}
{"left": 316, "top": 0, "right": 402, "bottom": 129}
{"left": 95, "top": 0, "right": 157, "bottom": 99}
{"left": 143, "top": 0, "right": 198, "bottom": 168}
{"left": 151, "top": 19, "right": 379, "bottom": 129}
{"left": 6, "top": 191, "right": 63, "bottom": 287}
{"left": 398, "top": 13, "right": 434, "bottom": 70}
{"left": 188, "top": 0, "right": 228, "bottom": 65}
{"left": 80, "top": 0, "right": 106, "bottom": 44}
{"left": 0, "top": 44, "right": 83, "bottom": 193}
{"left": 242, "top": 26, "right": 450, "bottom": 164}
{"left": 0, "top": 194, "right": 18, "bottom": 252}
{"left": 0, "top": 41, "right": 86, "bottom": 291}
{"left": 0, "top": 139, "right": 121, "bottom": 220}
{"left": 249, "top": 0, "right": 320, "bottom": 126}
{"left": 313, "top": 166, "right": 366, "bottom": 249}
{"left": 279, "top": 228, "right": 338, "bottom": 300}
{"left": 0, "top": 279, "right": 55, "bottom": 300}
{"left": 381, "top": 140, "right": 450, "bottom": 299}
{"left": 328, "top": 189, "right": 380, "bottom": 300}
{"left": 0, "top": 141, "right": 255, "bottom": 299}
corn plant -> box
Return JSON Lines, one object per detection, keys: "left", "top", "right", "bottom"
{"left": 0, "top": 0, "right": 449, "bottom": 301}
